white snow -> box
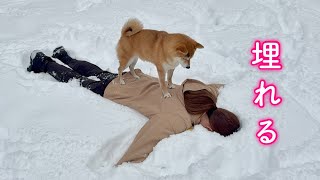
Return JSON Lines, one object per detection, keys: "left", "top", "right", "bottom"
{"left": 1, "top": 0, "right": 320, "bottom": 179}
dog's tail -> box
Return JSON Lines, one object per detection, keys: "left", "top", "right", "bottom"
{"left": 121, "top": 18, "right": 143, "bottom": 37}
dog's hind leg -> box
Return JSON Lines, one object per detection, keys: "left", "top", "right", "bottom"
{"left": 128, "top": 57, "right": 140, "bottom": 79}
{"left": 118, "top": 56, "right": 130, "bottom": 85}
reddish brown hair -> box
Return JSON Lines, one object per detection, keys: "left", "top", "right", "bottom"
{"left": 184, "top": 89, "right": 240, "bottom": 136}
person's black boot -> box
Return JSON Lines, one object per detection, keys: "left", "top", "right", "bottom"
{"left": 27, "top": 50, "right": 53, "bottom": 73}
{"left": 52, "top": 46, "right": 71, "bottom": 63}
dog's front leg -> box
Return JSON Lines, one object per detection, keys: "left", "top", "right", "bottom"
{"left": 157, "top": 66, "right": 171, "bottom": 98}
{"left": 167, "top": 69, "right": 175, "bottom": 89}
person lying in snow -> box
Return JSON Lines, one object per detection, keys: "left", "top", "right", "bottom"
{"left": 27, "top": 46, "right": 240, "bottom": 165}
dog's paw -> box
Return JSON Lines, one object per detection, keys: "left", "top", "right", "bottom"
{"left": 120, "top": 79, "right": 126, "bottom": 85}
{"left": 168, "top": 84, "right": 175, "bottom": 89}
{"left": 163, "top": 92, "right": 172, "bottom": 98}
{"left": 133, "top": 75, "right": 140, "bottom": 80}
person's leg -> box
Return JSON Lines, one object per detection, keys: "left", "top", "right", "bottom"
{"left": 52, "top": 46, "right": 117, "bottom": 81}
{"left": 27, "top": 51, "right": 109, "bottom": 96}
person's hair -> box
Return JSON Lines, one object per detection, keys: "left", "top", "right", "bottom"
{"left": 184, "top": 89, "right": 240, "bottom": 136}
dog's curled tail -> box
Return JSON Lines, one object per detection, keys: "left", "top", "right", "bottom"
{"left": 121, "top": 18, "right": 143, "bottom": 37}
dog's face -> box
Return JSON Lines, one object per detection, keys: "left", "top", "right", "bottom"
{"left": 174, "top": 40, "right": 204, "bottom": 69}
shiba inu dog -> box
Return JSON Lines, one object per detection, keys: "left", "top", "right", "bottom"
{"left": 116, "top": 18, "right": 204, "bottom": 98}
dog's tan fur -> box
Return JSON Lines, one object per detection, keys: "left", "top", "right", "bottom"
{"left": 117, "top": 18, "right": 204, "bottom": 98}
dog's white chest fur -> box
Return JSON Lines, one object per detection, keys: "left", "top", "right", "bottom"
{"left": 163, "top": 58, "right": 180, "bottom": 72}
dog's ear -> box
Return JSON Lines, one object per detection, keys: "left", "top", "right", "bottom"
{"left": 176, "top": 45, "right": 188, "bottom": 55}
{"left": 195, "top": 42, "right": 204, "bottom": 49}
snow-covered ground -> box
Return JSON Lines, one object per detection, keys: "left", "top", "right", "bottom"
{"left": 1, "top": 0, "right": 320, "bottom": 179}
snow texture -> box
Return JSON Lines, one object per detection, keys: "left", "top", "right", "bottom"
{"left": 1, "top": 0, "right": 320, "bottom": 179}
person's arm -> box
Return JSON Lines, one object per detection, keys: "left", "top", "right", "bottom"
{"left": 208, "top": 83, "right": 224, "bottom": 103}
{"left": 116, "top": 113, "right": 185, "bottom": 165}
